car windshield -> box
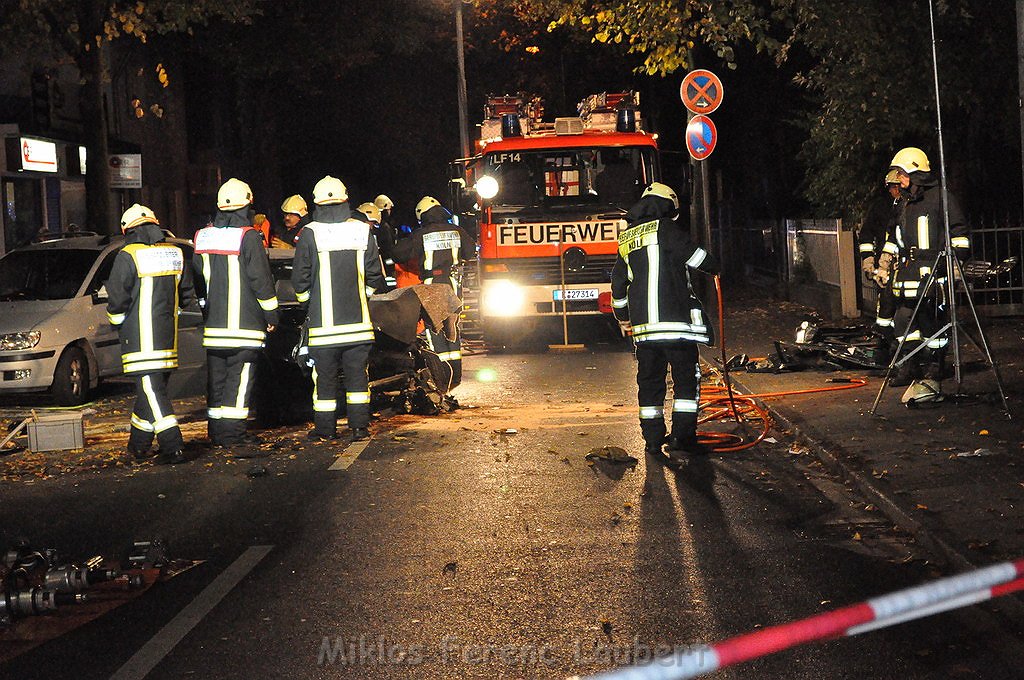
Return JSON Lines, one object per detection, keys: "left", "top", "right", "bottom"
{"left": 482, "top": 146, "right": 658, "bottom": 209}
{"left": 0, "top": 249, "right": 98, "bottom": 301}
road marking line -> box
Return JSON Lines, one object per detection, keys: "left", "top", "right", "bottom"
{"left": 329, "top": 438, "right": 370, "bottom": 471}
{"left": 109, "top": 545, "right": 273, "bottom": 680}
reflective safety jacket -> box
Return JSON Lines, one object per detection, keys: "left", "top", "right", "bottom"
{"left": 292, "top": 209, "right": 384, "bottom": 348}
{"left": 193, "top": 221, "right": 279, "bottom": 349}
{"left": 611, "top": 196, "right": 719, "bottom": 345}
{"left": 859, "top": 192, "right": 901, "bottom": 262}
{"left": 392, "top": 207, "right": 474, "bottom": 291}
{"left": 106, "top": 223, "right": 196, "bottom": 373}
{"left": 881, "top": 179, "right": 970, "bottom": 297}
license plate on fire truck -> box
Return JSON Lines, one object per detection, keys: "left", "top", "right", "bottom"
{"left": 553, "top": 288, "right": 599, "bottom": 301}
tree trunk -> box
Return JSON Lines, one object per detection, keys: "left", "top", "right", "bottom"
{"left": 77, "top": 0, "right": 114, "bottom": 235}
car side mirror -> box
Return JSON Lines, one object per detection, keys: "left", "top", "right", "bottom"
{"left": 92, "top": 283, "right": 109, "bottom": 305}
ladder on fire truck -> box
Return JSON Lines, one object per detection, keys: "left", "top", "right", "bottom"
{"left": 459, "top": 259, "right": 482, "bottom": 342}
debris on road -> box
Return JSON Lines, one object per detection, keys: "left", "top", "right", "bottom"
{"left": 585, "top": 447, "right": 638, "bottom": 465}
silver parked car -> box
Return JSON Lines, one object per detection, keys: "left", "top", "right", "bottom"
{"left": 0, "top": 233, "right": 204, "bottom": 405}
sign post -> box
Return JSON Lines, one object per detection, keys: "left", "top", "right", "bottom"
{"left": 681, "top": 69, "right": 724, "bottom": 290}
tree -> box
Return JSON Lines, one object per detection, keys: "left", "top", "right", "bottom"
{"left": 0, "top": 0, "right": 259, "bottom": 233}
{"left": 510, "top": 1, "right": 1020, "bottom": 218}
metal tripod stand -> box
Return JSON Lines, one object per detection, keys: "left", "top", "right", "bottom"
{"left": 870, "top": 0, "right": 1011, "bottom": 418}
{"left": 868, "top": 247, "right": 1011, "bottom": 417}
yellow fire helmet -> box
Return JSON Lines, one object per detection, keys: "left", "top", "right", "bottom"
{"left": 415, "top": 196, "right": 442, "bottom": 222}
{"left": 120, "top": 203, "right": 159, "bottom": 233}
{"left": 312, "top": 176, "right": 348, "bottom": 205}
{"left": 280, "top": 194, "right": 308, "bottom": 217}
{"left": 357, "top": 202, "right": 381, "bottom": 223}
{"left": 217, "top": 178, "right": 253, "bottom": 211}
{"left": 884, "top": 169, "right": 901, "bottom": 185}
{"left": 374, "top": 194, "right": 394, "bottom": 211}
{"left": 890, "top": 147, "right": 931, "bottom": 174}
{"left": 641, "top": 182, "right": 680, "bottom": 210}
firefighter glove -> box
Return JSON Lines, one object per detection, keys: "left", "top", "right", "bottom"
{"left": 873, "top": 252, "right": 893, "bottom": 287}
{"left": 861, "top": 256, "right": 876, "bottom": 283}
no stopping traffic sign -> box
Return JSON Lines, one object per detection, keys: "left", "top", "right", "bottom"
{"left": 680, "top": 69, "right": 724, "bottom": 115}
{"left": 685, "top": 115, "right": 717, "bottom": 161}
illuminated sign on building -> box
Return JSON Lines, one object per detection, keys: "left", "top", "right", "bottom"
{"left": 19, "top": 137, "right": 58, "bottom": 173}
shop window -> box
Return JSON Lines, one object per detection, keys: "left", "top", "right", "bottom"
{"left": 2, "top": 178, "right": 44, "bottom": 252}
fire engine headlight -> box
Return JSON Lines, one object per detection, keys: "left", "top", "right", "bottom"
{"left": 0, "top": 331, "right": 41, "bottom": 351}
{"left": 481, "top": 280, "right": 525, "bottom": 317}
{"left": 475, "top": 175, "right": 500, "bottom": 201}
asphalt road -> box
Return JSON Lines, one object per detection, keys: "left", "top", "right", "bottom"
{"left": 1, "top": 344, "right": 1021, "bottom": 679}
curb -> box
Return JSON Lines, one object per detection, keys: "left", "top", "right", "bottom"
{"left": 705, "top": 359, "right": 1024, "bottom": 632}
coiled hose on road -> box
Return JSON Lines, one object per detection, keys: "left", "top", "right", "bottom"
{"left": 698, "top": 275, "right": 868, "bottom": 453}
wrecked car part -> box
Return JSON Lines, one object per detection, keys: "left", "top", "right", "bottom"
{"left": 1, "top": 587, "right": 85, "bottom": 626}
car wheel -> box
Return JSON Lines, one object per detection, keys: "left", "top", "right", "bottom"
{"left": 52, "top": 346, "right": 89, "bottom": 406}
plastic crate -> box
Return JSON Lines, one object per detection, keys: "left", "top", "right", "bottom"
{"left": 28, "top": 412, "right": 85, "bottom": 452}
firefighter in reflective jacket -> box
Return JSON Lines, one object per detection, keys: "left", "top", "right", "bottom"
{"left": 859, "top": 169, "right": 903, "bottom": 347}
{"left": 106, "top": 204, "right": 196, "bottom": 464}
{"left": 357, "top": 201, "right": 397, "bottom": 288}
{"left": 611, "top": 183, "right": 719, "bottom": 458}
{"left": 874, "top": 147, "right": 970, "bottom": 389}
{"left": 193, "top": 178, "right": 280, "bottom": 447}
{"left": 392, "top": 196, "right": 474, "bottom": 390}
{"left": 292, "top": 176, "right": 384, "bottom": 441}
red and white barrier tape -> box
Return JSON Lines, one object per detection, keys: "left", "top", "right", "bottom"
{"left": 585, "top": 558, "right": 1024, "bottom": 680}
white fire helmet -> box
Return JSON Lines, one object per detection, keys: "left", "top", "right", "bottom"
{"left": 313, "top": 176, "right": 348, "bottom": 205}
{"left": 217, "top": 178, "right": 253, "bottom": 211}
{"left": 901, "top": 379, "right": 944, "bottom": 405}
{"left": 280, "top": 194, "right": 308, "bottom": 217}
{"left": 120, "top": 203, "right": 159, "bottom": 233}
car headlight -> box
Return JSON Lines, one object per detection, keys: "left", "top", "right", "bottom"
{"left": 0, "top": 331, "right": 41, "bottom": 351}
{"left": 475, "top": 175, "right": 500, "bottom": 200}
{"left": 481, "top": 280, "right": 525, "bottom": 317}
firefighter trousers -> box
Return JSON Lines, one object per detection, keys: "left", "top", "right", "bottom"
{"left": 309, "top": 343, "right": 372, "bottom": 436}
{"left": 892, "top": 288, "right": 947, "bottom": 376}
{"left": 207, "top": 349, "right": 259, "bottom": 446}
{"left": 873, "top": 285, "right": 898, "bottom": 347}
{"left": 128, "top": 371, "right": 183, "bottom": 454}
{"left": 636, "top": 342, "right": 701, "bottom": 448}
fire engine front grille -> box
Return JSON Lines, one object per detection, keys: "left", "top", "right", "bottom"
{"left": 535, "top": 300, "right": 600, "bottom": 313}
{"left": 487, "top": 255, "right": 617, "bottom": 285}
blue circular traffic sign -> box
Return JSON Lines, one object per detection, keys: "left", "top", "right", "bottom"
{"left": 685, "top": 115, "right": 717, "bottom": 161}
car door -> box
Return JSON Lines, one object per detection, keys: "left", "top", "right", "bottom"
{"left": 86, "top": 249, "right": 122, "bottom": 377}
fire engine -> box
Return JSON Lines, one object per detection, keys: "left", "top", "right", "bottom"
{"left": 449, "top": 92, "right": 661, "bottom": 345}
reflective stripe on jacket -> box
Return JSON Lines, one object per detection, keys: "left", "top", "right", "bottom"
{"left": 106, "top": 230, "right": 195, "bottom": 373}
{"left": 291, "top": 218, "right": 384, "bottom": 347}
{"left": 193, "top": 226, "right": 279, "bottom": 349}
{"left": 610, "top": 216, "right": 718, "bottom": 345}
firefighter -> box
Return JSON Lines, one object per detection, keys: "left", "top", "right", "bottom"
{"left": 193, "top": 178, "right": 280, "bottom": 448}
{"left": 875, "top": 147, "right": 970, "bottom": 391}
{"left": 106, "top": 204, "right": 196, "bottom": 464}
{"left": 392, "top": 196, "right": 474, "bottom": 390}
{"left": 859, "top": 169, "right": 904, "bottom": 347}
{"left": 357, "top": 201, "right": 397, "bottom": 288}
{"left": 611, "top": 182, "right": 719, "bottom": 458}
{"left": 274, "top": 194, "right": 310, "bottom": 247}
{"left": 292, "top": 176, "right": 384, "bottom": 441}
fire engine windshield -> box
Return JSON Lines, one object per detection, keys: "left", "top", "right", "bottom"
{"left": 483, "top": 146, "right": 657, "bottom": 209}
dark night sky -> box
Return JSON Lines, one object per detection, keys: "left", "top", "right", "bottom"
{"left": 180, "top": 2, "right": 1020, "bottom": 229}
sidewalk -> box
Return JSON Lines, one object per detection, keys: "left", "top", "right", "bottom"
{"left": 701, "top": 286, "right": 1023, "bottom": 579}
